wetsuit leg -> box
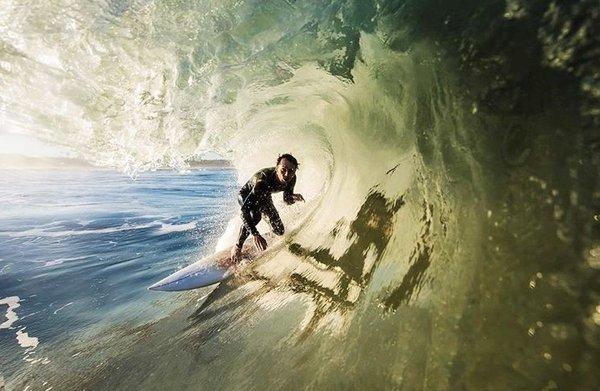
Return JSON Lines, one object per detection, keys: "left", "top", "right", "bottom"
{"left": 236, "top": 195, "right": 262, "bottom": 248}
{"left": 260, "top": 199, "right": 284, "bottom": 236}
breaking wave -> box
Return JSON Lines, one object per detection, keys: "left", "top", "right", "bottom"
{"left": 2, "top": 0, "right": 598, "bottom": 389}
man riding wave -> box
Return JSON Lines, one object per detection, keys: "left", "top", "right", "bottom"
{"left": 230, "top": 153, "right": 304, "bottom": 261}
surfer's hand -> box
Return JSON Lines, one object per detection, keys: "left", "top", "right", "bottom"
{"left": 292, "top": 194, "right": 305, "bottom": 202}
{"left": 253, "top": 234, "right": 267, "bottom": 251}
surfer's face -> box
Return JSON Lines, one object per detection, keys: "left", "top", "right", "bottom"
{"left": 276, "top": 158, "right": 296, "bottom": 184}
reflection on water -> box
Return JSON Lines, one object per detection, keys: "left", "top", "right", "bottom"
{"left": 382, "top": 202, "right": 433, "bottom": 311}
{"left": 186, "top": 189, "right": 406, "bottom": 343}
{"left": 286, "top": 190, "right": 404, "bottom": 339}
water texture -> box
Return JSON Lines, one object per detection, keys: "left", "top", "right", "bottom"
{"left": 0, "top": 169, "right": 237, "bottom": 383}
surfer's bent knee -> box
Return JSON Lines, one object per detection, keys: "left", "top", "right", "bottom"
{"left": 273, "top": 224, "right": 284, "bottom": 236}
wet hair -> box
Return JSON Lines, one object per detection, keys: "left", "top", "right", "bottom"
{"left": 277, "top": 153, "right": 299, "bottom": 168}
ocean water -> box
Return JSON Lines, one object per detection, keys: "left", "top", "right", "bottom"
{"left": 0, "top": 0, "right": 599, "bottom": 389}
{"left": 0, "top": 168, "right": 237, "bottom": 382}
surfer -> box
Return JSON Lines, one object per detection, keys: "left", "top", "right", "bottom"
{"left": 230, "top": 153, "right": 304, "bottom": 261}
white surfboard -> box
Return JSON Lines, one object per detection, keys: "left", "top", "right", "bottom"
{"left": 149, "top": 200, "right": 309, "bottom": 292}
{"left": 148, "top": 237, "right": 273, "bottom": 292}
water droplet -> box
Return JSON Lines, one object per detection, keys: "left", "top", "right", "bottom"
{"left": 562, "top": 363, "right": 572, "bottom": 372}
{"left": 543, "top": 352, "right": 552, "bottom": 360}
{"left": 529, "top": 280, "right": 536, "bottom": 289}
{"left": 585, "top": 246, "right": 600, "bottom": 269}
{"left": 536, "top": 272, "right": 543, "bottom": 279}
{"left": 593, "top": 311, "right": 600, "bottom": 326}
{"left": 536, "top": 321, "right": 544, "bottom": 328}
{"left": 570, "top": 191, "right": 578, "bottom": 205}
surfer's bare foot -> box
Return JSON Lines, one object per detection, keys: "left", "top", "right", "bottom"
{"left": 230, "top": 246, "right": 242, "bottom": 263}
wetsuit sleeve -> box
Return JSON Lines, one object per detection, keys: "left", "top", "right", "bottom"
{"left": 240, "top": 179, "right": 268, "bottom": 236}
{"left": 283, "top": 176, "right": 296, "bottom": 205}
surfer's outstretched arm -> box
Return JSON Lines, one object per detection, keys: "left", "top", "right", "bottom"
{"left": 283, "top": 176, "right": 296, "bottom": 204}
{"left": 283, "top": 176, "right": 304, "bottom": 204}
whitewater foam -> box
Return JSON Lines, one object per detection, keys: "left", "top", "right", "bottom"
{"left": 154, "top": 221, "right": 197, "bottom": 235}
{"left": 0, "top": 296, "right": 20, "bottom": 329}
{"left": 16, "top": 328, "right": 39, "bottom": 349}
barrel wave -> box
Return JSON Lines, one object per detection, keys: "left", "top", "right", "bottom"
{"left": 2, "top": 0, "right": 598, "bottom": 389}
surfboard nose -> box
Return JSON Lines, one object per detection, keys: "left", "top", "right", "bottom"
{"left": 147, "top": 277, "right": 173, "bottom": 291}
{"left": 147, "top": 271, "right": 186, "bottom": 291}
{"left": 147, "top": 262, "right": 229, "bottom": 291}
{"left": 147, "top": 244, "right": 261, "bottom": 292}
{"left": 147, "top": 281, "right": 167, "bottom": 291}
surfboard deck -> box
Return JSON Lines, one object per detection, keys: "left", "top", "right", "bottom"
{"left": 148, "top": 201, "right": 309, "bottom": 293}
{"left": 148, "top": 237, "right": 272, "bottom": 292}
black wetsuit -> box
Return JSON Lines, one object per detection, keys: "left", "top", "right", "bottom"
{"left": 236, "top": 167, "right": 296, "bottom": 248}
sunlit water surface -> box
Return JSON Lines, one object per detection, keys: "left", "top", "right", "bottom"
{"left": 0, "top": 168, "right": 236, "bottom": 380}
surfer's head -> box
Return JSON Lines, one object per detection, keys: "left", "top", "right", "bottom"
{"left": 276, "top": 153, "right": 298, "bottom": 184}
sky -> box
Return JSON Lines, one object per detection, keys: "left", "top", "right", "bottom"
{"left": 0, "top": 131, "right": 225, "bottom": 160}
{"left": 0, "top": 132, "right": 72, "bottom": 158}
